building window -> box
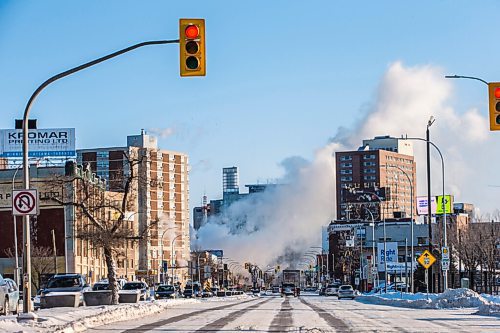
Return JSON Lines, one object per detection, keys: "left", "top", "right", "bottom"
{"left": 340, "top": 155, "right": 352, "bottom": 161}
{"left": 340, "top": 162, "right": 352, "bottom": 168}
{"left": 363, "top": 154, "right": 376, "bottom": 160}
{"left": 417, "top": 237, "right": 427, "bottom": 245}
{"left": 363, "top": 161, "right": 376, "bottom": 167}
{"left": 340, "top": 176, "right": 353, "bottom": 182}
{"left": 340, "top": 169, "right": 352, "bottom": 175}
{"left": 363, "top": 176, "right": 376, "bottom": 181}
{"left": 364, "top": 168, "right": 376, "bottom": 174}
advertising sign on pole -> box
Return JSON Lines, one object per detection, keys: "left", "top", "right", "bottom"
{"left": 436, "top": 195, "right": 454, "bottom": 215}
{"left": 377, "top": 242, "right": 398, "bottom": 271}
{"left": 0, "top": 128, "right": 76, "bottom": 157}
{"left": 416, "top": 196, "right": 437, "bottom": 215}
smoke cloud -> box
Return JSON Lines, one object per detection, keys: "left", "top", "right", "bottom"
{"left": 195, "top": 61, "right": 497, "bottom": 268}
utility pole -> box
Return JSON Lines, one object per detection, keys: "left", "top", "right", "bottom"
{"left": 426, "top": 117, "right": 434, "bottom": 293}
{"left": 52, "top": 229, "right": 57, "bottom": 274}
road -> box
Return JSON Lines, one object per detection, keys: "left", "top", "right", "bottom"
{"left": 88, "top": 293, "right": 499, "bottom": 332}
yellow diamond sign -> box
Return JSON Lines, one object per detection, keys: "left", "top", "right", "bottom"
{"left": 417, "top": 250, "right": 436, "bottom": 269}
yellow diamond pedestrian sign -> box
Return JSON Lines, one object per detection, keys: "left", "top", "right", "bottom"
{"left": 417, "top": 250, "right": 436, "bottom": 269}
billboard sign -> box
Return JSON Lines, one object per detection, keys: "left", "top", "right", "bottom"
{"left": 208, "top": 249, "right": 223, "bottom": 258}
{"left": 341, "top": 187, "right": 390, "bottom": 203}
{"left": 436, "top": 195, "right": 453, "bottom": 215}
{"left": 0, "top": 128, "right": 76, "bottom": 157}
{"left": 416, "top": 196, "right": 437, "bottom": 215}
{"left": 377, "top": 242, "right": 398, "bottom": 271}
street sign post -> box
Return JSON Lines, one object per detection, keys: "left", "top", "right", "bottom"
{"left": 12, "top": 189, "right": 38, "bottom": 216}
{"left": 441, "top": 246, "right": 450, "bottom": 271}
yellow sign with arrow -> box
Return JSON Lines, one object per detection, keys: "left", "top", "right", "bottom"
{"left": 417, "top": 250, "right": 436, "bottom": 269}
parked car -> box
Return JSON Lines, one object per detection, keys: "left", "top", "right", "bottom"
{"left": 122, "top": 281, "right": 150, "bottom": 301}
{"left": 201, "top": 289, "right": 214, "bottom": 298}
{"left": 272, "top": 286, "right": 280, "bottom": 294}
{"left": 0, "top": 278, "right": 19, "bottom": 315}
{"left": 337, "top": 285, "right": 355, "bottom": 300}
{"left": 92, "top": 281, "right": 110, "bottom": 291}
{"left": 32, "top": 289, "right": 42, "bottom": 310}
{"left": 325, "top": 283, "right": 341, "bottom": 296}
{"left": 155, "top": 285, "right": 176, "bottom": 299}
{"left": 41, "top": 274, "right": 91, "bottom": 306}
{"left": 183, "top": 282, "right": 202, "bottom": 298}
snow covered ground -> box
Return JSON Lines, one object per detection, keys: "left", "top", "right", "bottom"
{"left": 0, "top": 295, "right": 251, "bottom": 333}
{"left": 357, "top": 288, "right": 500, "bottom": 317}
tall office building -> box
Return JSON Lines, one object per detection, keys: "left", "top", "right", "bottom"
{"left": 77, "top": 131, "right": 190, "bottom": 284}
{"left": 336, "top": 136, "right": 416, "bottom": 221}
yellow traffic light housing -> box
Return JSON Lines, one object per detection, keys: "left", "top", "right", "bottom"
{"left": 179, "top": 18, "right": 206, "bottom": 77}
{"left": 488, "top": 82, "right": 500, "bottom": 131}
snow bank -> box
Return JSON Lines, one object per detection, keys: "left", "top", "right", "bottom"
{"left": 358, "top": 288, "right": 497, "bottom": 311}
{"left": 0, "top": 295, "right": 250, "bottom": 333}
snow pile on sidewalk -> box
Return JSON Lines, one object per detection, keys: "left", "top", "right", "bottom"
{"left": 358, "top": 288, "right": 498, "bottom": 312}
{"left": 0, "top": 295, "right": 249, "bottom": 333}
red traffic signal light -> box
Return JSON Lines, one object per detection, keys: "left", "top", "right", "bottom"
{"left": 488, "top": 83, "right": 500, "bottom": 131}
{"left": 179, "top": 19, "right": 206, "bottom": 77}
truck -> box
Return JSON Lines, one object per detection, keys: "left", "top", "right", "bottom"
{"left": 281, "top": 270, "right": 301, "bottom": 297}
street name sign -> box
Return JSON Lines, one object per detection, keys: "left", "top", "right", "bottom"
{"left": 12, "top": 189, "right": 38, "bottom": 216}
{"left": 417, "top": 250, "right": 436, "bottom": 269}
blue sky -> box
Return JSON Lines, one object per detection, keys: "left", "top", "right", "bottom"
{"left": 1, "top": 1, "right": 500, "bottom": 214}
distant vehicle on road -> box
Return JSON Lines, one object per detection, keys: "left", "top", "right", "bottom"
{"left": 122, "top": 281, "right": 150, "bottom": 301}
{"left": 0, "top": 278, "right": 19, "bottom": 315}
{"left": 281, "top": 270, "right": 300, "bottom": 297}
{"left": 155, "top": 285, "right": 176, "bottom": 299}
{"left": 183, "top": 282, "right": 202, "bottom": 298}
{"left": 325, "top": 283, "right": 341, "bottom": 296}
{"left": 272, "top": 286, "right": 280, "bottom": 294}
{"left": 337, "top": 285, "right": 355, "bottom": 300}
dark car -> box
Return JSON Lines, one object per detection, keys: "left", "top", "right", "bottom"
{"left": 122, "top": 281, "right": 149, "bottom": 301}
{"left": 41, "top": 274, "right": 90, "bottom": 306}
{"left": 155, "top": 285, "right": 176, "bottom": 299}
{"left": 92, "top": 281, "right": 110, "bottom": 291}
{"left": 183, "top": 282, "right": 201, "bottom": 298}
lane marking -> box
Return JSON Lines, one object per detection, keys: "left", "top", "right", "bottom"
{"left": 195, "top": 297, "right": 273, "bottom": 332}
{"left": 299, "top": 298, "right": 351, "bottom": 332}
{"left": 269, "top": 297, "right": 294, "bottom": 332}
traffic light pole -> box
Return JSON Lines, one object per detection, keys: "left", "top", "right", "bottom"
{"left": 19, "top": 38, "right": 179, "bottom": 319}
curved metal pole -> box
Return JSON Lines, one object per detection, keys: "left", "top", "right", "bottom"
{"left": 20, "top": 38, "right": 179, "bottom": 314}
{"left": 444, "top": 75, "right": 488, "bottom": 85}
{"left": 381, "top": 164, "right": 414, "bottom": 293}
{"left": 159, "top": 227, "right": 175, "bottom": 284}
{"left": 403, "top": 135, "right": 447, "bottom": 290}
{"left": 170, "top": 234, "right": 182, "bottom": 285}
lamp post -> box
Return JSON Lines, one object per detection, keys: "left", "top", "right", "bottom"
{"left": 381, "top": 164, "right": 415, "bottom": 293}
{"left": 158, "top": 227, "right": 175, "bottom": 284}
{"left": 353, "top": 189, "right": 387, "bottom": 292}
{"left": 18, "top": 38, "right": 179, "bottom": 318}
{"left": 170, "top": 234, "right": 182, "bottom": 285}
{"left": 402, "top": 132, "right": 447, "bottom": 291}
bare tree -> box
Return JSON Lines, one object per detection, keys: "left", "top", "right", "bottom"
{"left": 45, "top": 150, "right": 155, "bottom": 304}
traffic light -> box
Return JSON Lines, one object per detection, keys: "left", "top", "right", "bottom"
{"left": 244, "top": 263, "right": 249, "bottom": 270}
{"left": 276, "top": 265, "right": 280, "bottom": 271}
{"left": 489, "top": 82, "right": 500, "bottom": 130}
{"left": 179, "top": 18, "right": 206, "bottom": 77}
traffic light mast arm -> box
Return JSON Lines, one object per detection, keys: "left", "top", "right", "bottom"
{"left": 444, "top": 75, "right": 488, "bottom": 85}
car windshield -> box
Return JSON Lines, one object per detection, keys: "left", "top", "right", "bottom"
{"left": 157, "top": 285, "right": 174, "bottom": 292}
{"left": 340, "top": 285, "right": 353, "bottom": 290}
{"left": 327, "top": 284, "right": 340, "bottom": 288}
{"left": 282, "top": 283, "right": 294, "bottom": 288}
{"left": 186, "top": 284, "right": 200, "bottom": 290}
{"left": 123, "top": 283, "right": 144, "bottom": 290}
{"left": 47, "top": 277, "right": 81, "bottom": 288}
{"left": 93, "top": 283, "right": 109, "bottom": 290}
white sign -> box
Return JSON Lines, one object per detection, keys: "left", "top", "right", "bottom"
{"left": 416, "top": 196, "right": 437, "bottom": 215}
{"left": 385, "top": 262, "right": 417, "bottom": 273}
{"left": 12, "top": 189, "right": 38, "bottom": 216}
{"left": 0, "top": 128, "right": 76, "bottom": 157}
{"left": 377, "top": 242, "right": 398, "bottom": 271}
{"left": 441, "top": 258, "right": 450, "bottom": 271}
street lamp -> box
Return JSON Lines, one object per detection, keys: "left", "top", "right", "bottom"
{"left": 352, "top": 189, "right": 387, "bottom": 293}
{"left": 381, "top": 164, "right": 415, "bottom": 293}
{"left": 18, "top": 36, "right": 179, "bottom": 319}
{"left": 170, "top": 234, "right": 182, "bottom": 285}
{"left": 402, "top": 132, "right": 447, "bottom": 290}
{"left": 159, "top": 227, "right": 175, "bottom": 284}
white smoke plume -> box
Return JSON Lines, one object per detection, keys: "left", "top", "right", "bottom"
{"left": 147, "top": 127, "right": 175, "bottom": 139}
{"left": 196, "top": 61, "right": 497, "bottom": 268}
